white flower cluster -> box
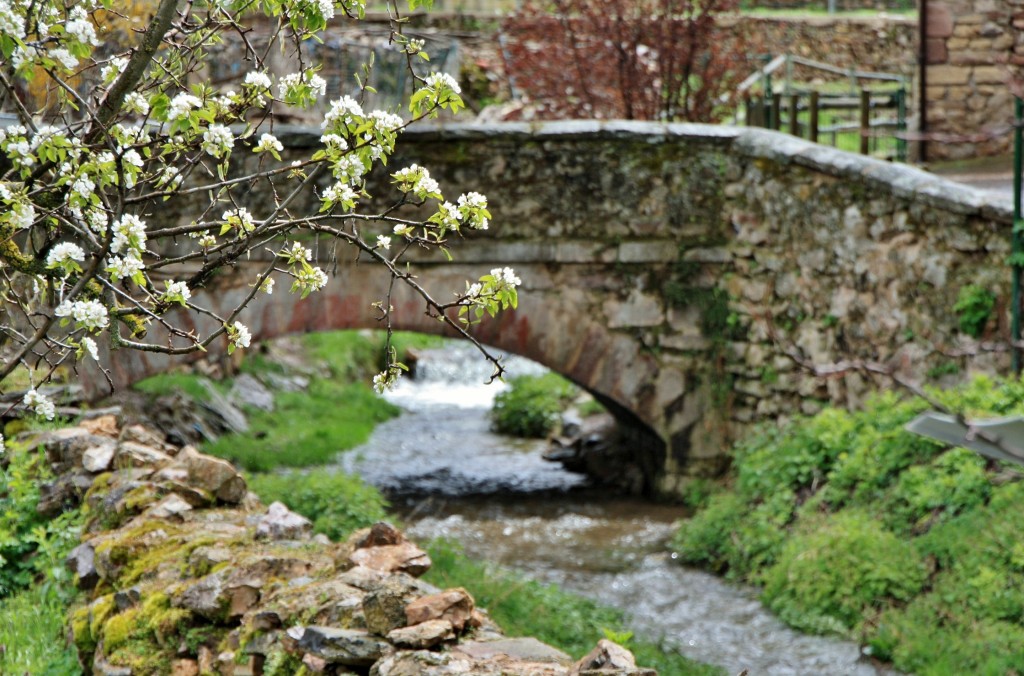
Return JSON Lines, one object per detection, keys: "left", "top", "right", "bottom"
{"left": 244, "top": 71, "right": 272, "bottom": 90}
{"left": 320, "top": 133, "right": 348, "bottom": 151}
{"left": 111, "top": 214, "right": 147, "bottom": 254}
{"left": 490, "top": 266, "right": 521, "bottom": 291}
{"left": 45, "top": 241, "right": 85, "bottom": 272}
{"left": 284, "top": 241, "right": 312, "bottom": 263}
{"left": 65, "top": 7, "right": 98, "bottom": 45}
{"left": 254, "top": 133, "right": 282, "bottom": 154}
{"left": 368, "top": 110, "right": 403, "bottom": 134}
{"left": 23, "top": 389, "right": 55, "bottom": 420}
{"left": 230, "top": 321, "right": 251, "bottom": 350}
{"left": 331, "top": 154, "right": 366, "bottom": 185}
{"left": 223, "top": 207, "right": 256, "bottom": 234}
{"left": 322, "top": 182, "right": 357, "bottom": 208}
{"left": 101, "top": 56, "right": 128, "bottom": 84}
{"left": 163, "top": 280, "right": 191, "bottom": 305}
{"left": 202, "top": 124, "right": 234, "bottom": 158}
{"left": 106, "top": 252, "right": 144, "bottom": 282}
{"left": 376, "top": 235, "right": 391, "bottom": 250}
{"left": 55, "top": 299, "right": 109, "bottom": 331}
{"left": 424, "top": 72, "right": 461, "bottom": 95}
{"left": 296, "top": 266, "right": 328, "bottom": 292}
{"left": 0, "top": 0, "right": 26, "bottom": 40}
{"left": 323, "top": 96, "right": 364, "bottom": 130}
{"left": 49, "top": 47, "right": 78, "bottom": 71}
{"left": 123, "top": 92, "right": 149, "bottom": 115}
{"left": 392, "top": 165, "right": 439, "bottom": 198}
{"left": 278, "top": 72, "right": 326, "bottom": 101}
{"left": 168, "top": 93, "right": 202, "bottom": 123}
{"left": 457, "top": 191, "right": 489, "bottom": 230}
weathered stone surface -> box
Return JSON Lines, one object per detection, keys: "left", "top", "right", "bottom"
{"left": 387, "top": 619, "right": 456, "bottom": 649}
{"left": 255, "top": 501, "right": 312, "bottom": 540}
{"left": 171, "top": 658, "right": 200, "bottom": 676}
{"left": 405, "top": 589, "right": 475, "bottom": 633}
{"left": 80, "top": 414, "right": 120, "bottom": 438}
{"left": 350, "top": 543, "right": 432, "bottom": 577}
{"left": 170, "top": 446, "right": 247, "bottom": 503}
{"left": 230, "top": 372, "right": 274, "bottom": 411}
{"left": 82, "top": 442, "right": 117, "bottom": 472}
{"left": 66, "top": 542, "right": 99, "bottom": 589}
{"left": 571, "top": 639, "right": 641, "bottom": 674}
{"left": 292, "top": 625, "right": 391, "bottom": 666}
{"left": 455, "top": 638, "right": 572, "bottom": 664}
{"left": 114, "top": 441, "right": 174, "bottom": 469}
{"left": 352, "top": 521, "right": 405, "bottom": 548}
{"left": 363, "top": 577, "right": 421, "bottom": 635}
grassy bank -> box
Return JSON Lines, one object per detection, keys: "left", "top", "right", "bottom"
{"left": 672, "top": 376, "right": 1024, "bottom": 674}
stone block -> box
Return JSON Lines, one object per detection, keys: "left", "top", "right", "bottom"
{"left": 926, "top": 3, "right": 954, "bottom": 38}
{"left": 927, "top": 38, "right": 948, "bottom": 64}
{"left": 973, "top": 66, "right": 1008, "bottom": 83}
{"left": 928, "top": 64, "right": 971, "bottom": 85}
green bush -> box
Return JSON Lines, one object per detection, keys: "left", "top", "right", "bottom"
{"left": 491, "top": 373, "right": 578, "bottom": 438}
{"left": 0, "top": 584, "right": 82, "bottom": 675}
{"left": 953, "top": 284, "right": 996, "bottom": 338}
{"left": 0, "top": 442, "right": 83, "bottom": 599}
{"left": 882, "top": 447, "right": 991, "bottom": 535}
{"left": 735, "top": 407, "right": 857, "bottom": 500}
{"left": 248, "top": 471, "right": 388, "bottom": 541}
{"left": 762, "top": 510, "right": 926, "bottom": 636}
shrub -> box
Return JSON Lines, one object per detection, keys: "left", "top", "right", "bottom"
{"left": 735, "top": 407, "right": 858, "bottom": 500}
{"left": 761, "top": 510, "right": 926, "bottom": 636}
{"left": 491, "top": 373, "right": 579, "bottom": 438}
{"left": 882, "top": 447, "right": 991, "bottom": 535}
{"left": 248, "top": 471, "right": 388, "bottom": 541}
{"left": 953, "top": 284, "right": 996, "bottom": 338}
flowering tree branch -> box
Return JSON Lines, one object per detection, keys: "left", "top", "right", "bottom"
{"left": 0, "top": 0, "right": 521, "bottom": 423}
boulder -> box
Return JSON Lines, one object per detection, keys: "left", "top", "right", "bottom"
{"left": 362, "top": 577, "right": 420, "bottom": 635}
{"left": 352, "top": 522, "right": 405, "bottom": 548}
{"left": 170, "top": 446, "right": 247, "bottom": 503}
{"left": 405, "top": 589, "right": 475, "bottom": 633}
{"left": 113, "top": 441, "right": 174, "bottom": 469}
{"left": 255, "top": 501, "right": 312, "bottom": 541}
{"left": 386, "top": 619, "right": 456, "bottom": 649}
{"left": 147, "top": 494, "right": 194, "bottom": 519}
{"left": 80, "top": 414, "right": 120, "bottom": 438}
{"left": 291, "top": 626, "right": 391, "bottom": 666}
{"left": 230, "top": 373, "right": 274, "bottom": 411}
{"left": 571, "top": 639, "right": 655, "bottom": 675}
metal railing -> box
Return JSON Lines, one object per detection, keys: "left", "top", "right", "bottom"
{"left": 736, "top": 54, "right": 909, "bottom": 162}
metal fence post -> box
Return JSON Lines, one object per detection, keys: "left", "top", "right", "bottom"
{"left": 1013, "top": 96, "right": 1023, "bottom": 374}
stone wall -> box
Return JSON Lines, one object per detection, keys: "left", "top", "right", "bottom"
{"left": 37, "top": 417, "right": 652, "bottom": 675}
{"left": 924, "top": 0, "right": 1023, "bottom": 160}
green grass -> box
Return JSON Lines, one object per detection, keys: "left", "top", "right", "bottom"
{"left": 424, "top": 541, "right": 722, "bottom": 675}
{"left": 0, "top": 584, "right": 82, "bottom": 675}
{"left": 248, "top": 470, "right": 389, "bottom": 540}
{"left": 133, "top": 372, "right": 217, "bottom": 402}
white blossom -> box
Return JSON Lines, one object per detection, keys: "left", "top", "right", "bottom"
{"left": 167, "top": 93, "right": 202, "bottom": 122}
{"left": 490, "top": 266, "right": 521, "bottom": 290}
{"left": 163, "top": 280, "right": 191, "bottom": 305}
{"left": 56, "top": 299, "right": 109, "bottom": 330}
{"left": 376, "top": 235, "right": 391, "bottom": 250}
{"left": 231, "top": 321, "right": 251, "bottom": 349}
{"left": 424, "top": 72, "right": 461, "bottom": 95}
{"left": 260, "top": 277, "right": 274, "bottom": 295}
{"left": 111, "top": 214, "right": 147, "bottom": 254}
{"left": 106, "top": 252, "right": 144, "bottom": 281}
{"left": 285, "top": 241, "right": 312, "bottom": 263}
{"left": 244, "top": 71, "right": 272, "bottom": 90}
{"left": 48, "top": 47, "right": 78, "bottom": 70}
{"left": 0, "top": 432, "right": 4, "bottom": 455}
{"left": 23, "top": 389, "right": 56, "bottom": 420}
{"left": 123, "top": 92, "right": 149, "bottom": 115}
{"left": 81, "top": 336, "right": 99, "bottom": 361}
{"left": 458, "top": 192, "right": 487, "bottom": 210}
{"left": 223, "top": 207, "right": 256, "bottom": 234}
{"left": 45, "top": 241, "right": 85, "bottom": 270}
{"left": 323, "top": 96, "right": 364, "bottom": 129}
{"left": 0, "top": 1, "right": 26, "bottom": 40}
{"left": 322, "top": 182, "right": 356, "bottom": 205}
{"left": 320, "top": 134, "right": 348, "bottom": 151}
{"left": 202, "top": 124, "right": 234, "bottom": 158}
{"left": 368, "top": 110, "right": 403, "bottom": 133}
{"left": 11, "top": 202, "right": 35, "bottom": 229}
{"left": 65, "top": 7, "right": 98, "bottom": 45}
{"left": 254, "top": 133, "right": 283, "bottom": 154}
{"left": 71, "top": 175, "right": 94, "bottom": 200}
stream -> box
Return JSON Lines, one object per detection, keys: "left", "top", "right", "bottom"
{"left": 335, "top": 343, "right": 886, "bottom": 675}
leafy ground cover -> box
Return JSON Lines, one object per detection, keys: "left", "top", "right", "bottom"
{"left": 491, "top": 372, "right": 580, "bottom": 437}
{"left": 672, "top": 376, "right": 1024, "bottom": 674}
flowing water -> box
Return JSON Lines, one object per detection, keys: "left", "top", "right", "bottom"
{"left": 336, "top": 343, "right": 888, "bottom": 675}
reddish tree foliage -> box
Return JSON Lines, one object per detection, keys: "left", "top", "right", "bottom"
{"left": 500, "top": 0, "right": 754, "bottom": 122}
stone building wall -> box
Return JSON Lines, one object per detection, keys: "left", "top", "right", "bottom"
{"left": 924, "top": 0, "right": 1023, "bottom": 160}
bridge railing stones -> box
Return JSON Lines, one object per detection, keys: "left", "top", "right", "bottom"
{"left": 87, "top": 121, "right": 1014, "bottom": 497}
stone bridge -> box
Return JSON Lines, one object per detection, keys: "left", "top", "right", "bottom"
{"left": 93, "top": 121, "right": 1015, "bottom": 497}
